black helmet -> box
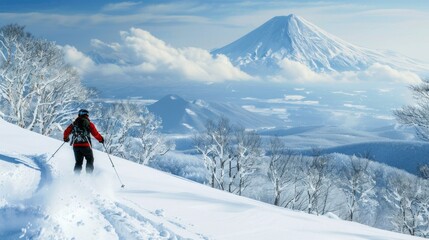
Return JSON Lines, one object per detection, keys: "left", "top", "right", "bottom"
{"left": 78, "top": 109, "right": 89, "bottom": 116}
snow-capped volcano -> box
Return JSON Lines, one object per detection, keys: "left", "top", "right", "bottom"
{"left": 212, "top": 14, "right": 429, "bottom": 74}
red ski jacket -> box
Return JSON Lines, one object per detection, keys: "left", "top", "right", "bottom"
{"left": 63, "top": 117, "right": 103, "bottom": 147}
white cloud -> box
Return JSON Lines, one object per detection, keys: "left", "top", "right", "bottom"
{"left": 66, "top": 28, "right": 253, "bottom": 84}
{"left": 107, "top": 28, "right": 253, "bottom": 82}
{"left": 102, "top": 2, "right": 142, "bottom": 12}
{"left": 270, "top": 58, "right": 422, "bottom": 85}
{"left": 272, "top": 59, "right": 327, "bottom": 83}
{"left": 357, "top": 63, "right": 422, "bottom": 84}
{"left": 61, "top": 45, "right": 95, "bottom": 74}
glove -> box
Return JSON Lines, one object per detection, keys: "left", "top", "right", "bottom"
{"left": 99, "top": 137, "right": 104, "bottom": 144}
{"left": 64, "top": 137, "right": 69, "bottom": 142}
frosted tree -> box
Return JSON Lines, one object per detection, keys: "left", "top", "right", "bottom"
{"left": 0, "top": 24, "right": 86, "bottom": 135}
{"left": 195, "top": 117, "right": 234, "bottom": 190}
{"left": 387, "top": 172, "right": 429, "bottom": 237}
{"left": 418, "top": 180, "right": 429, "bottom": 238}
{"left": 98, "top": 102, "right": 137, "bottom": 158}
{"left": 130, "top": 106, "right": 173, "bottom": 165}
{"left": 34, "top": 51, "right": 88, "bottom": 136}
{"left": 394, "top": 79, "right": 429, "bottom": 141}
{"left": 393, "top": 79, "right": 429, "bottom": 236}
{"left": 195, "top": 118, "right": 263, "bottom": 193}
{"left": 418, "top": 164, "right": 429, "bottom": 179}
{"left": 230, "top": 127, "right": 262, "bottom": 195}
{"left": 0, "top": 24, "right": 30, "bottom": 124}
{"left": 97, "top": 101, "right": 171, "bottom": 165}
{"left": 339, "top": 155, "right": 376, "bottom": 222}
{"left": 267, "top": 137, "right": 303, "bottom": 207}
{"left": 300, "top": 149, "right": 332, "bottom": 215}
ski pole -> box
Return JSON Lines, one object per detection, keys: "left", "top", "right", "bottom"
{"left": 102, "top": 143, "right": 125, "bottom": 188}
{"left": 46, "top": 141, "right": 66, "bottom": 163}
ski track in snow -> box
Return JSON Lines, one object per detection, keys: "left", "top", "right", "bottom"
{"left": 98, "top": 199, "right": 176, "bottom": 240}
{"left": 0, "top": 152, "right": 206, "bottom": 240}
{"left": 113, "top": 201, "right": 209, "bottom": 240}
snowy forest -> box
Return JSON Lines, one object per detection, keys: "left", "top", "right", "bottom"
{"left": 1, "top": 24, "right": 429, "bottom": 239}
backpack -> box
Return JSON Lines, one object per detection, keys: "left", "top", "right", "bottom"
{"left": 71, "top": 117, "right": 91, "bottom": 144}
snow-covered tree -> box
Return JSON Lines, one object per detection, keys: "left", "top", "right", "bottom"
{"left": 387, "top": 173, "right": 429, "bottom": 237}
{"left": 301, "top": 149, "right": 332, "bottom": 215}
{"left": 267, "top": 137, "right": 303, "bottom": 207}
{"left": 0, "top": 24, "right": 86, "bottom": 135}
{"left": 339, "top": 155, "right": 377, "bottom": 222}
{"left": 97, "top": 101, "right": 172, "bottom": 165}
{"left": 394, "top": 79, "right": 429, "bottom": 141}
{"left": 418, "top": 164, "right": 429, "bottom": 179}
{"left": 98, "top": 102, "right": 136, "bottom": 158}
{"left": 129, "top": 106, "right": 173, "bottom": 165}
{"left": 392, "top": 79, "right": 429, "bottom": 237}
{"left": 230, "top": 127, "right": 262, "bottom": 195}
{"left": 195, "top": 117, "right": 234, "bottom": 190}
{"left": 195, "top": 118, "right": 263, "bottom": 194}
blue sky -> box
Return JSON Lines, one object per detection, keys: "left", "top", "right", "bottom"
{"left": 0, "top": 0, "right": 428, "bottom": 62}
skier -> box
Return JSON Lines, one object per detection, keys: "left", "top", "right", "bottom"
{"left": 63, "top": 109, "right": 104, "bottom": 174}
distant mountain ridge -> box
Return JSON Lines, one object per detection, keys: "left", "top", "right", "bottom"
{"left": 212, "top": 14, "right": 429, "bottom": 75}
{"left": 147, "top": 94, "right": 285, "bottom": 133}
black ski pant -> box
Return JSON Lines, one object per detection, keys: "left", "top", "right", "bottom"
{"left": 73, "top": 147, "right": 94, "bottom": 174}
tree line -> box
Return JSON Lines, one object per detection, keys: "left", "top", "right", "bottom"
{"left": 194, "top": 117, "right": 429, "bottom": 238}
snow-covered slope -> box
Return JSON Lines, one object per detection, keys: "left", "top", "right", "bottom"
{"left": 0, "top": 119, "right": 423, "bottom": 239}
{"left": 212, "top": 14, "right": 429, "bottom": 75}
{"left": 147, "top": 94, "right": 285, "bottom": 133}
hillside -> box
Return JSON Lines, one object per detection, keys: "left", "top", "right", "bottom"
{"left": 310, "top": 141, "right": 429, "bottom": 175}
{"left": 0, "top": 118, "right": 423, "bottom": 239}
{"left": 258, "top": 125, "right": 427, "bottom": 175}
{"left": 147, "top": 94, "right": 285, "bottom": 133}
